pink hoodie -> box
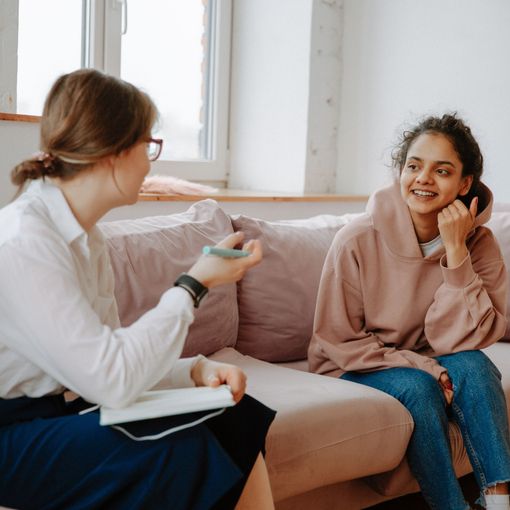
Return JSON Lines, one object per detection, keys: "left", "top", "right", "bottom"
{"left": 308, "top": 182, "right": 507, "bottom": 380}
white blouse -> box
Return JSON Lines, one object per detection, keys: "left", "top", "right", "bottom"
{"left": 0, "top": 179, "right": 199, "bottom": 407}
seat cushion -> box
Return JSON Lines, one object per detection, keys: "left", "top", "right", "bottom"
{"left": 99, "top": 199, "right": 238, "bottom": 357}
{"left": 209, "top": 348, "right": 414, "bottom": 502}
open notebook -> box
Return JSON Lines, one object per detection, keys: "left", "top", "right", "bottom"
{"left": 99, "top": 385, "right": 235, "bottom": 426}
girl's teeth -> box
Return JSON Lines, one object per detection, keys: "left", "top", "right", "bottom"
{"left": 413, "top": 190, "right": 435, "bottom": 197}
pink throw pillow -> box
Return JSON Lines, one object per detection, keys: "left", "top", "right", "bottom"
{"left": 232, "top": 214, "right": 359, "bottom": 362}
{"left": 99, "top": 199, "right": 238, "bottom": 357}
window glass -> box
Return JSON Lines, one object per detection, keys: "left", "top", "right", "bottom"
{"left": 121, "top": 0, "right": 206, "bottom": 160}
{"left": 17, "top": 0, "right": 82, "bottom": 115}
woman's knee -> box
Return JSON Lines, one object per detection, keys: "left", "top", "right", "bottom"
{"left": 387, "top": 370, "right": 449, "bottom": 430}
{"left": 441, "top": 350, "right": 502, "bottom": 387}
{"left": 397, "top": 369, "right": 444, "bottom": 407}
{"left": 342, "top": 368, "right": 447, "bottom": 429}
{"left": 348, "top": 368, "right": 445, "bottom": 410}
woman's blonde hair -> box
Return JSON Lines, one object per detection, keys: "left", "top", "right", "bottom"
{"left": 11, "top": 69, "right": 157, "bottom": 194}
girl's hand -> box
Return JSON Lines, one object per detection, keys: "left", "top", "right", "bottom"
{"left": 439, "top": 372, "right": 454, "bottom": 405}
{"left": 187, "top": 231, "right": 262, "bottom": 289}
{"left": 438, "top": 197, "right": 477, "bottom": 267}
{"left": 191, "top": 358, "right": 247, "bottom": 403}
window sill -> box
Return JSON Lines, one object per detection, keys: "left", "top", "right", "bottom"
{"left": 0, "top": 113, "right": 40, "bottom": 123}
{"left": 138, "top": 189, "right": 368, "bottom": 203}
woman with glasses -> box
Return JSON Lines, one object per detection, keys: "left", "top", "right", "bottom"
{"left": 0, "top": 69, "right": 275, "bottom": 510}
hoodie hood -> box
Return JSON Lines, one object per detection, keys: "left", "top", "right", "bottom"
{"left": 366, "top": 181, "right": 494, "bottom": 260}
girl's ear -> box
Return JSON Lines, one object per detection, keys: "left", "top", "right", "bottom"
{"left": 102, "top": 153, "right": 119, "bottom": 169}
{"left": 458, "top": 174, "right": 473, "bottom": 196}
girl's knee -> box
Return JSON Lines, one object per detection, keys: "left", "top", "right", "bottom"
{"left": 397, "top": 372, "right": 448, "bottom": 427}
{"left": 345, "top": 368, "right": 447, "bottom": 425}
{"left": 393, "top": 369, "right": 445, "bottom": 408}
{"left": 444, "top": 350, "right": 501, "bottom": 386}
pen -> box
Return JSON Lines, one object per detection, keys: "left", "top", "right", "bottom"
{"left": 202, "top": 246, "right": 250, "bottom": 258}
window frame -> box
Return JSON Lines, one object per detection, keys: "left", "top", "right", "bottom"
{"left": 2, "top": 0, "right": 232, "bottom": 185}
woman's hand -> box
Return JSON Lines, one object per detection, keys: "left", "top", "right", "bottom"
{"left": 187, "top": 231, "right": 262, "bottom": 289}
{"left": 438, "top": 197, "right": 477, "bottom": 268}
{"left": 439, "top": 372, "right": 454, "bottom": 405}
{"left": 191, "top": 358, "right": 247, "bottom": 403}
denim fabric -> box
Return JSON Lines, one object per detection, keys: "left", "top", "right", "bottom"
{"left": 341, "top": 350, "right": 510, "bottom": 510}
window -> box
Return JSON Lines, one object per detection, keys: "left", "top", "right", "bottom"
{"left": 121, "top": 1, "right": 204, "bottom": 161}
{"left": 17, "top": 0, "right": 82, "bottom": 115}
{"left": 1, "top": 0, "right": 231, "bottom": 184}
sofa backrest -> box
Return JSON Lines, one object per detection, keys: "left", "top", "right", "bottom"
{"left": 231, "top": 213, "right": 359, "bottom": 362}
{"left": 99, "top": 199, "right": 239, "bottom": 357}
{"left": 99, "top": 199, "right": 358, "bottom": 362}
{"left": 487, "top": 211, "right": 510, "bottom": 339}
{"left": 98, "top": 199, "right": 510, "bottom": 363}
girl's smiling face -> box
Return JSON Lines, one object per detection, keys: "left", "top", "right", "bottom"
{"left": 400, "top": 132, "right": 473, "bottom": 227}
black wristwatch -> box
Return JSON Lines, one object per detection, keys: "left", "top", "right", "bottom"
{"left": 174, "top": 273, "right": 209, "bottom": 308}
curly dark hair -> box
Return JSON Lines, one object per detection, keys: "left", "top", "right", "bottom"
{"left": 391, "top": 113, "right": 484, "bottom": 207}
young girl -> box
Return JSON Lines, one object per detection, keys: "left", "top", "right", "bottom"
{"left": 0, "top": 69, "right": 276, "bottom": 510}
{"left": 308, "top": 114, "right": 510, "bottom": 510}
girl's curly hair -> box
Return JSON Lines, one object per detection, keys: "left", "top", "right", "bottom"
{"left": 392, "top": 113, "right": 483, "bottom": 207}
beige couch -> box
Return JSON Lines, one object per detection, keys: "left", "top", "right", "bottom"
{"left": 99, "top": 199, "right": 510, "bottom": 510}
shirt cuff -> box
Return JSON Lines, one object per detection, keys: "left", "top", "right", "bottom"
{"left": 165, "top": 357, "right": 201, "bottom": 388}
{"left": 159, "top": 286, "right": 197, "bottom": 321}
{"left": 417, "top": 355, "right": 445, "bottom": 380}
{"left": 440, "top": 253, "right": 476, "bottom": 289}
{"left": 430, "top": 363, "right": 447, "bottom": 381}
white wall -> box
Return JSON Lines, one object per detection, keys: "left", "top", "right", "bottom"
{"left": 337, "top": 0, "right": 510, "bottom": 202}
{"left": 304, "top": 0, "right": 343, "bottom": 193}
{"left": 228, "top": 0, "right": 313, "bottom": 193}
{"left": 0, "top": 0, "right": 18, "bottom": 112}
{"left": 228, "top": 0, "right": 343, "bottom": 194}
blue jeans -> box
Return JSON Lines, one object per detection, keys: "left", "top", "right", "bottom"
{"left": 341, "top": 350, "right": 510, "bottom": 510}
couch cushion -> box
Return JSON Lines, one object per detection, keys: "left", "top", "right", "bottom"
{"left": 484, "top": 342, "right": 510, "bottom": 425}
{"left": 209, "top": 347, "right": 414, "bottom": 502}
{"left": 99, "top": 199, "right": 238, "bottom": 357}
{"left": 487, "top": 212, "right": 510, "bottom": 339}
{"left": 231, "top": 214, "right": 360, "bottom": 362}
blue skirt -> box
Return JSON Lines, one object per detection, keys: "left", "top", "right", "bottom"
{"left": 0, "top": 393, "right": 275, "bottom": 510}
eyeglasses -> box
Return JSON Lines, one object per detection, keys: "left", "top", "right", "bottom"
{"left": 146, "top": 138, "right": 163, "bottom": 161}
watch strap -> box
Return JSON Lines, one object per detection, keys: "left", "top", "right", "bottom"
{"left": 174, "top": 273, "right": 208, "bottom": 308}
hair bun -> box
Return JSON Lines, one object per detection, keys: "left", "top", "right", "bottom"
{"left": 11, "top": 159, "right": 46, "bottom": 186}
{"left": 10, "top": 152, "right": 62, "bottom": 187}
